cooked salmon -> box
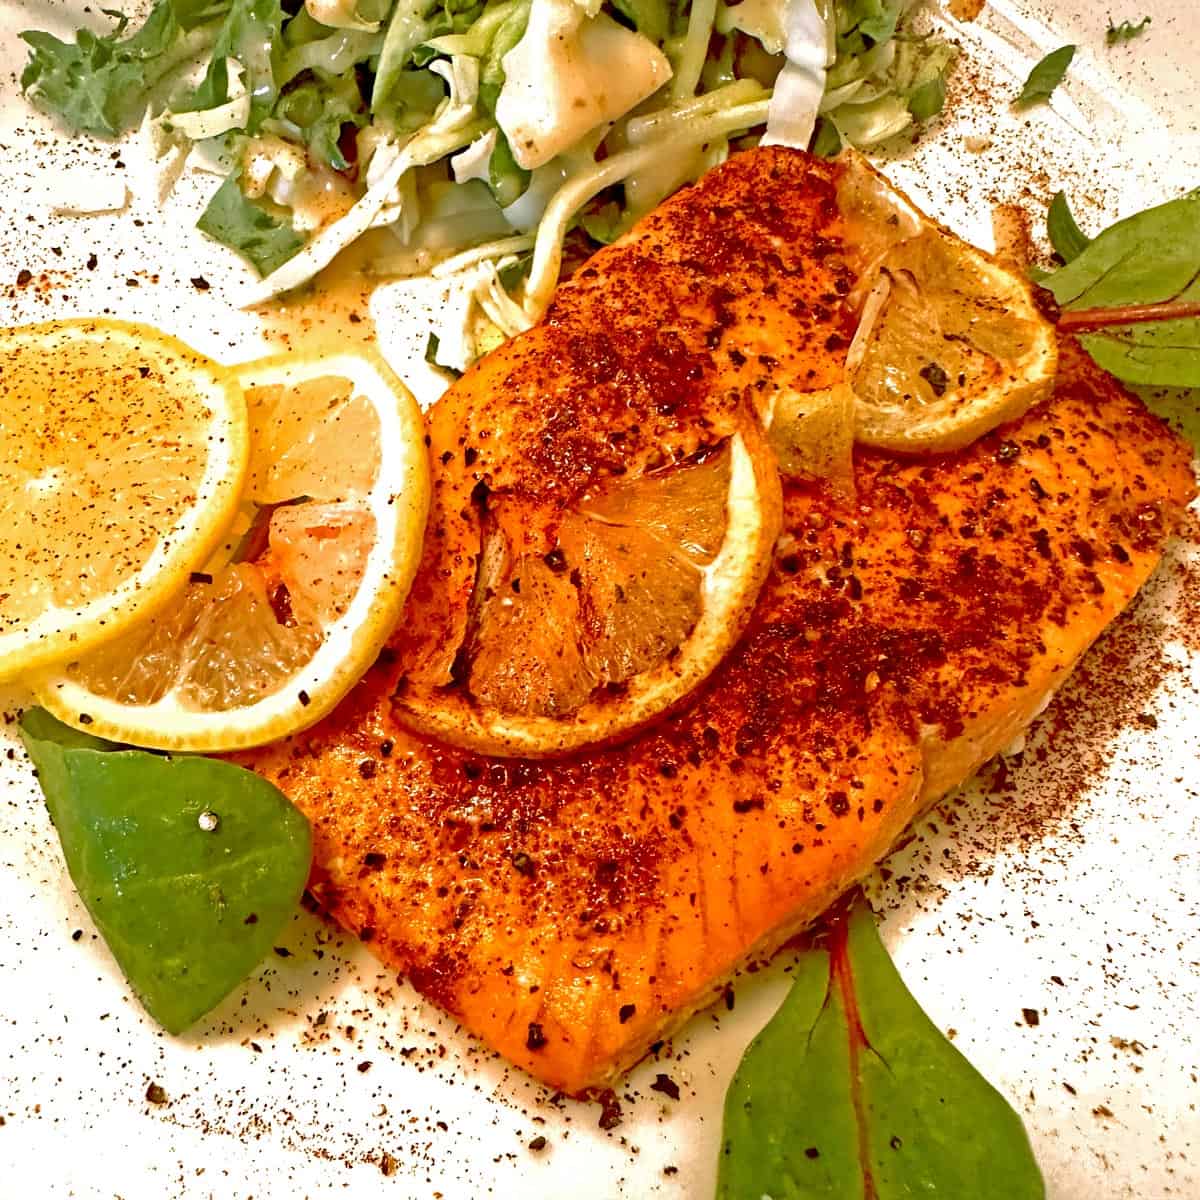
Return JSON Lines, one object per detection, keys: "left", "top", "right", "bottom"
{"left": 237, "top": 150, "right": 1195, "bottom": 1096}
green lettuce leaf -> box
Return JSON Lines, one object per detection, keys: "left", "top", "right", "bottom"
{"left": 717, "top": 891, "right": 1045, "bottom": 1199}
{"left": 196, "top": 174, "right": 306, "bottom": 275}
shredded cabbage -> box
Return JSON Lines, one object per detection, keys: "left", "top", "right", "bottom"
{"left": 21, "top": 0, "right": 957, "bottom": 367}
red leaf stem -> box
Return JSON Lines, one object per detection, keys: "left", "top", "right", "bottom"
{"left": 1058, "top": 298, "right": 1200, "bottom": 332}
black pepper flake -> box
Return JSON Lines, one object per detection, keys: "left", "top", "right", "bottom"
{"left": 918, "top": 362, "right": 949, "bottom": 396}
{"left": 543, "top": 547, "right": 568, "bottom": 573}
{"left": 526, "top": 1022, "right": 548, "bottom": 1051}
{"left": 273, "top": 946, "right": 291, "bottom": 957}
{"left": 86, "top": 253, "right": 98, "bottom": 270}
{"left": 890, "top": 1135, "right": 903, "bottom": 1150}
{"left": 71, "top": 929, "right": 83, "bottom": 942}
{"left": 297, "top": 689, "right": 311, "bottom": 706}
{"left": 357, "top": 759, "right": 377, "bottom": 779}
{"left": 650, "top": 1074, "right": 680, "bottom": 1101}
{"left": 359, "top": 926, "right": 376, "bottom": 943}
{"left": 379, "top": 739, "right": 394, "bottom": 757}
{"left": 189, "top": 571, "right": 213, "bottom": 585}
{"left": 145, "top": 1082, "right": 168, "bottom": 1106}
{"left": 78, "top": 713, "right": 93, "bottom": 725}
{"left": 190, "top": 276, "right": 210, "bottom": 290}
{"left": 804, "top": 1147, "right": 820, "bottom": 1159}
{"left": 618, "top": 1003, "right": 636, "bottom": 1024}
{"left": 511, "top": 851, "right": 536, "bottom": 877}
{"left": 244, "top": 912, "right": 258, "bottom": 925}
{"left": 16, "top": 269, "right": 32, "bottom": 287}
{"left": 1022, "top": 1007, "right": 1040, "bottom": 1026}
{"left": 357, "top": 1061, "right": 372, "bottom": 1073}
{"left": 597, "top": 1092, "right": 622, "bottom": 1130}
{"left": 995, "top": 440, "right": 1021, "bottom": 463}
{"left": 528, "top": 1135, "right": 548, "bottom": 1152}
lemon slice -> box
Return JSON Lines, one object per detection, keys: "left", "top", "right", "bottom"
{"left": 395, "top": 426, "right": 782, "bottom": 758}
{"left": 36, "top": 349, "right": 430, "bottom": 752}
{"left": 0, "top": 319, "right": 247, "bottom": 683}
{"left": 836, "top": 154, "right": 1058, "bottom": 453}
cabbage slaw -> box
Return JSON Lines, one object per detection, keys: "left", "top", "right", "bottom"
{"left": 21, "top": 0, "right": 955, "bottom": 369}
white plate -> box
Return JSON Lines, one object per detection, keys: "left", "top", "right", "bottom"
{"left": 0, "top": 3, "right": 1197, "bottom": 1197}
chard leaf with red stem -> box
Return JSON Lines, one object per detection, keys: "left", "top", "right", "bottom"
{"left": 716, "top": 890, "right": 1044, "bottom": 1199}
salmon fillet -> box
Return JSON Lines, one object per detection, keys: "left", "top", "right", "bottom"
{"left": 238, "top": 151, "right": 1195, "bottom": 1096}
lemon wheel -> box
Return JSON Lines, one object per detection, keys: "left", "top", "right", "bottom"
{"left": 0, "top": 319, "right": 248, "bottom": 682}
{"left": 36, "top": 349, "right": 430, "bottom": 752}
{"left": 395, "top": 425, "right": 782, "bottom": 759}
{"left": 836, "top": 153, "right": 1058, "bottom": 453}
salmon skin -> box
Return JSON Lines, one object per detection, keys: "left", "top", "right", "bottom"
{"left": 238, "top": 150, "right": 1196, "bottom": 1096}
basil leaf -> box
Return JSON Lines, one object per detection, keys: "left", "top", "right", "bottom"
{"left": 1047, "top": 190, "right": 1090, "bottom": 263}
{"left": 20, "top": 708, "right": 311, "bottom": 1034}
{"left": 196, "top": 175, "right": 306, "bottom": 276}
{"left": 1041, "top": 190, "right": 1200, "bottom": 388}
{"left": 1106, "top": 17, "right": 1151, "bottom": 46}
{"left": 1014, "top": 45, "right": 1075, "bottom": 108}
{"left": 717, "top": 891, "right": 1045, "bottom": 1200}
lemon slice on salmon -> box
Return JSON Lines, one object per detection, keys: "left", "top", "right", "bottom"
{"left": 837, "top": 153, "right": 1058, "bottom": 453}
{"left": 36, "top": 349, "right": 430, "bottom": 752}
{"left": 395, "top": 426, "right": 782, "bottom": 758}
{"left": 0, "top": 319, "right": 247, "bottom": 683}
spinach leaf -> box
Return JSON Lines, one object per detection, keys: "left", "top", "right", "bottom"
{"left": 1047, "top": 190, "right": 1090, "bottom": 263}
{"left": 1042, "top": 190, "right": 1200, "bottom": 388}
{"left": 1014, "top": 45, "right": 1075, "bottom": 108}
{"left": 197, "top": 175, "right": 306, "bottom": 276}
{"left": 20, "top": 708, "right": 311, "bottom": 1034}
{"left": 1106, "top": 17, "right": 1151, "bottom": 46}
{"left": 717, "top": 891, "right": 1045, "bottom": 1200}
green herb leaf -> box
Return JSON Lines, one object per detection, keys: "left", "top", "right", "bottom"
{"left": 20, "top": 708, "right": 311, "bottom": 1034}
{"left": 196, "top": 175, "right": 306, "bottom": 276}
{"left": 841, "top": 0, "right": 904, "bottom": 46}
{"left": 610, "top": 0, "right": 669, "bottom": 44}
{"left": 1041, "top": 190, "right": 1200, "bottom": 387}
{"left": 905, "top": 72, "right": 946, "bottom": 122}
{"left": 1046, "top": 190, "right": 1090, "bottom": 263}
{"left": 811, "top": 116, "right": 843, "bottom": 158}
{"left": 1106, "top": 16, "right": 1151, "bottom": 46}
{"left": 488, "top": 129, "right": 531, "bottom": 207}
{"left": 717, "top": 891, "right": 1045, "bottom": 1200}
{"left": 1014, "top": 44, "right": 1075, "bottom": 108}
{"left": 19, "top": 1, "right": 201, "bottom": 137}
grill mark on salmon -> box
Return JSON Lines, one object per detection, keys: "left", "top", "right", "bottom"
{"left": 237, "top": 150, "right": 1196, "bottom": 1096}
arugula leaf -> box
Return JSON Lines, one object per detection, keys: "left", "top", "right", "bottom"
{"left": 197, "top": 175, "right": 306, "bottom": 276}
{"left": 1106, "top": 16, "right": 1151, "bottom": 46}
{"left": 1047, "top": 190, "right": 1090, "bottom": 263}
{"left": 1014, "top": 45, "right": 1075, "bottom": 108}
{"left": 717, "top": 891, "right": 1045, "bottom": 1200}
{"left": 1042, "top": 190, "right": 1200, "bottom": 387}
{"left": 20, "top": 708, "right": 311, "bottom": 1034}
